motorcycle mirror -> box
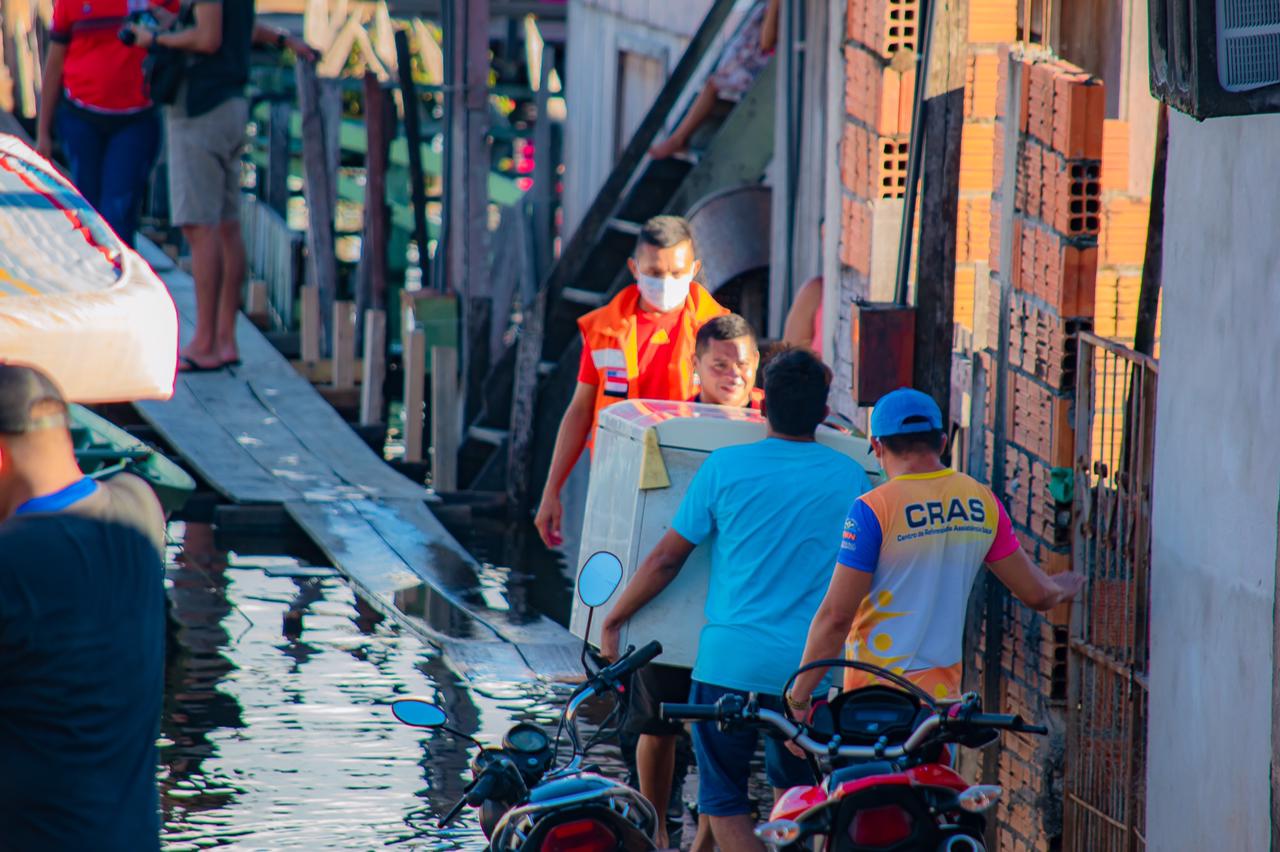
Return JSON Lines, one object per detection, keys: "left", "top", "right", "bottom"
{"left": 576, "top": 552, "right": 623, "bottom": 609}
{"left": 391, "top": 699, "right": 449, "bottom": 728}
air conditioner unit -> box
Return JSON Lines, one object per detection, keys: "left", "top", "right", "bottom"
{"left": 1150, "top": 0, "right": 1280, "bottom": 118}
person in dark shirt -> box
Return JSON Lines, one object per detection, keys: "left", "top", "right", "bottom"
{"left": 0, "top": 364, "right": 167, "bottom": 852}
{"left": 126, "top": 2, "right": 314, "bottom": 371}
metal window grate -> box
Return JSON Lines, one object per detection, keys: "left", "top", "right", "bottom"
{"left": 1222, "top": 0, "right": 1280, "bottom": 30}
{"left": 1217, "top": 0, "right": 1280, "bottom": 91}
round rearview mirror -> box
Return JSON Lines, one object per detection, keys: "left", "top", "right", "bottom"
{"left": 391, "top": 699, "right": 448, "bottom": 728}
{"left": 576, "top": 551, "right": 624, "bottom": 608}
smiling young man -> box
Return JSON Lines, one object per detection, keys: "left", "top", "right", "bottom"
{"left": 534, "top": 215, "right": 727, "bottom": 548}
{"left": 690, "top": 313, "right": 762, "bottom": 409}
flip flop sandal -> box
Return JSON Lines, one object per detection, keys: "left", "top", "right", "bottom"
{"left": 178, "top": 356, "right": 226, "bottom": 373}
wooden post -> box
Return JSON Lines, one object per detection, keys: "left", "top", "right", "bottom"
{"left": 266, "top": 100, "right": 291, "bottom": 216}
{"left": 360, "top": 309, "right": 386, "bottom": 425}
{"left": 394, "top": 28, "right": 431, "bottom": 291}
{"left": 321, "top": 77, "right": 341, "bottom": 214}
{"left": 430, "top": 345, "right": 459, "bottom": 492}
{"left": 332, "top": 301, "right": 357, "bottom": 389}
{"left": 401, "top": 326, "right": 426, "bottom": 462}
{"left": 247, "top": 280, "right": 270, "bottom": 328}
{"left": 530, "top": 46, "right": 557, "bottom": 284}
{"left": 358, "top": 71, "right": 392, "bottom": 338}
{"left": 912, "top": 0, "right": 968, "bottom": 423}
{"left": 443, "top": 0, "right": 492, "bottom": 427}
{"left": 506, "top": 204, "right": 547, "bottom": 517}
{"left": 297, "top": 61, "right": 338, "bottom": 355}
{"left": 1133, "top": 103, "right": 1168, "bottom": 359}
{"left": 300, "top": 285, "right": 322, "bottom": 364}
{"left": 912, "top": 89, "right": 964, "bottom": 425}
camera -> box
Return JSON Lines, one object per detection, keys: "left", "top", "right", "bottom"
{"left": 117, "top": 11, "right": 158, "bottom": 46}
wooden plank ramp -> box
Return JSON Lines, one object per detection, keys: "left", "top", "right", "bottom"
{"left": 133, "top": 238, "right": 580, "bottom": 683}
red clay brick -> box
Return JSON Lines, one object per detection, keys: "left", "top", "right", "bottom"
{"left": 1101, "top": 119, "right": 1131, "bottom": 192}
{"left": 858, "top": 0, "right": 921, "bottom": 60}
{"left": 1027, "top": 62, "right": 1058, "bottom": 147}
{"left": 1099, "top": 196, "right": 1150, "bottom": 266}
{"left": 968, "top": 0, "right": 1017, "bottom": 43}
{"left": 960, "top": 124, "right": 996, "bottom": 192}
{"left": 846, "top": 0, "right": 864, "bottom": 42}
{"left": 965, "top": 52, "right": 1001, "bottom": 120}
{"left": 840, "top": 195, "right": 873, "bottom": 275}
{"left": 1037, "top": 154, "right": 1102, "bottom": 238}
{"left": 844, "top": 46, "right": 916, "bottom": 137}
{"left": 1051, "top": 68, "right": 1093, "bottom": 159}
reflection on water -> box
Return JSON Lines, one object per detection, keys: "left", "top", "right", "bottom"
{"left": 455, "top": 518, "right": 575, "bottom": 627}
{"left": 159, "top": 521, "right": 618, "bottom": 851}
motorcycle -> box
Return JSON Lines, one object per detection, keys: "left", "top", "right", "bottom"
{"left": 662, "top": 659, "right": 1047, "bottom": 851}
{"left": 391, "top": 551, "right": 663, "bottom": 851}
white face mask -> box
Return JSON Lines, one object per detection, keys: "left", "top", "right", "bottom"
{"left": 636, "top": 271, "right": 694, "bottom": 312}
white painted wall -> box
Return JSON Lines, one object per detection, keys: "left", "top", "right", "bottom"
{"left": 1146, "top": 110, "right": 1280, "bottom": 850}
{"left": 561, "top": 0, "right": 715, "bottom": 234}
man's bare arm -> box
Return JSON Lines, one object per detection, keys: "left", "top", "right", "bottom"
{"left": 152, "top": 2, "right": 222, "bottom": 53}
{"left": 534, "top": 382, "right": 595, "bottom": 547}
{"left": 782, "top": 276, "right": 822, "bottom": 349}
{"left": 36, "top": 43, "right": 67, "bottom": 158}
{"left": 251, "top": 22, "right": 318, "bottom": 59}
{"left": 599, "top": 530, "right": 695, "bottom": 659}
{"left": 987, "top": 548, "right": 1084, "bottom": 611}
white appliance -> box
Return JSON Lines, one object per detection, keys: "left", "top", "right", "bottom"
{"left": 569, "top": 400, "right": 882, "bottom": 668}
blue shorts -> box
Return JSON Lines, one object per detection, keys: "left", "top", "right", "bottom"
{"left": 689, "top": 681, "right": 816, "bottom": 817}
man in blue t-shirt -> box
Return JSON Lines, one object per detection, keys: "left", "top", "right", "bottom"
{"left": 601, "top": 348, "right": 873, "bottom": 852}
{"left": 0, "top": 365, "right": 167, "bottom": 852}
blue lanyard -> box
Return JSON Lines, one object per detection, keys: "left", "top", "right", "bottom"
{"left": 14, "top": 476, "right": 99, "bottom": 516}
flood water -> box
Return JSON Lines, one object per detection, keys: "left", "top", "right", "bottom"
{"left": 158, "top": 518, "right": 780, "bottom": 850}
{"left": 158, "top": 521, "right": 618, "bottom": 851}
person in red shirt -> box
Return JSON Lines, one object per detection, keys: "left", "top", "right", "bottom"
{"left": 534, "top": 216, "right": 727, "bottom": 549}
{"left": 37, "top": 0, "right": 179, "bottom": 245}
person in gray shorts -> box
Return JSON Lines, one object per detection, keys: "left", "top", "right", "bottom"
{"left": 128, "top": 2, "right": 314, "bottom": 372}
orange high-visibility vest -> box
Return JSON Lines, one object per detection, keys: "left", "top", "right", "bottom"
{"left": 578, "top": 282, "right": 728, "bottom": 449}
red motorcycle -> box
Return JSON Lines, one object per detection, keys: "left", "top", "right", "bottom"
{"left": 661, "top": 660, "right": 1046, "bottom": 851}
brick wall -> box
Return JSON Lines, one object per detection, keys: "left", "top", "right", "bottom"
{"left": 972, "top": 46, "right": 1105, "bottom": 852}
{"left": 832, "top": 0, "right": 920, "bottom": 421}
{"left": 832, "top": 22, "right": 1153, "bottom": 843}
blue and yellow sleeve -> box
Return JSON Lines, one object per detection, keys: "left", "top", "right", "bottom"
{"left": 836, "top": 498, "right": 882, "bottom": 573}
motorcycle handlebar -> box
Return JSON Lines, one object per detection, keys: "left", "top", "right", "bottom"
{"left": 660, "top": 701, "right": 1049, "bottom": 759}
{"left": 465, "top": 768, "right": 500, "bottom": 806}
{"left": 659, "top": 702, "right": 721, "bottom": 722}
{"left": 962, "top": 712, "right": 1048, "bottom": 735}
{"left": 599, "top": 640, "right": 663, "bottom": 684}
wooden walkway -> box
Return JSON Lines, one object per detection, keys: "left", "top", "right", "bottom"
{"left": 135, "top": 240, "right": 580, "bottom": 682}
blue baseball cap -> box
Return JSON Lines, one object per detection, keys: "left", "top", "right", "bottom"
{"left": 870, "top": 388, "right": 943, "bottom": 439}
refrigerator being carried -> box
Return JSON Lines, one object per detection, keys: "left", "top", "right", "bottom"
{"left": 569, "top": 400, "right": 883, "bottom": 668}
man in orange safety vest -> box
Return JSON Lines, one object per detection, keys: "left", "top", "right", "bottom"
{"left": 533, "top": 215, "right": 727, "bottom": 548}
